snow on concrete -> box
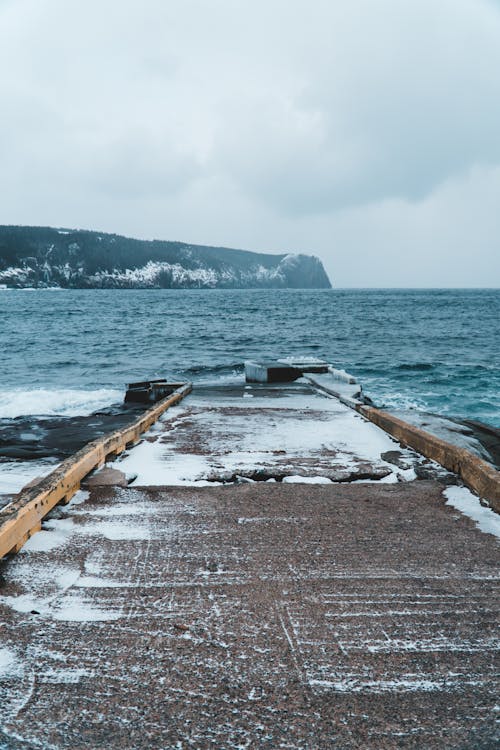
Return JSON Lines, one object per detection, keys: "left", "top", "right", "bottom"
{"left": 21, "top": 496, "right": 149, "bottom": 554}
{"left": 2, "top": 558, "right": 124, "bottom": 622}
{"left": 308, "top": 675, "right": 485, "bottom": 693}
{"left": 80, "top": 502, "right": 146, "bottom": 517}
{"left": 111, "top": 386, "right": 423, "bottom": 486}
{"left": 51, "top": 594, "right": 122, "bottom": 622}
{"left": 21, "top": 518, "right": 77, "bottom": 553}
{"left": 37, "top": 666, "right": 94, "bottom": 683}
{"left": 112, "top": 440, "right": 216, "bottom": 486}
{"left": 79, "top": 520, "right": 151, "bottom": 541}
{"left": 0, "top": 647, "right": 18, "bottom": 678}
{"left": 67, "top": 489, "right": 89, "bottom": 506}
{"left": 237, "top": 516, "right": 308, "bottom": 525}
{"left": 444, "top": 486, "right": 500, "bottom": 540}
{"left": 282, "top": 475, "right": 333, "bottom": 484}
{"left": 5, "top": 591, "right": 121, "bottom": 622}
{"left": 76, "top": 575, "right": 130, "bottom": 589}
{"left": 0, "top": 478, "right": 497, "bottom": 745}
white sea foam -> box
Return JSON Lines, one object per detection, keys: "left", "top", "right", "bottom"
{"left": 0, "top": 388, "right": 122, "bottom": 418}
{"left": 0, "top": 460, "right": 57, "bottom": 495}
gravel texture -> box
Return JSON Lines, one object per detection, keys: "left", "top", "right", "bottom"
{"left": 0, "top": 480, "right": 498, "bottom": 749}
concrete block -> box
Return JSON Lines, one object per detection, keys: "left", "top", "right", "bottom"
{"left": 125, "top": 380, "right": 182, "bottom": 404}
{"left": 83, "top": 467, "right": 129, "bottom": 488}
{"left": 244, "top": 361, "right": 302, "bottom": 383}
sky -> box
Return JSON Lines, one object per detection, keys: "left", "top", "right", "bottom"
{"left": 0, "top": 0, "right": 499, "bottom": 287}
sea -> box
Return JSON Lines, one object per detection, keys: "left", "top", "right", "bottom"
{"left": 0, "top": 287, "right": 499, "bottom": 427}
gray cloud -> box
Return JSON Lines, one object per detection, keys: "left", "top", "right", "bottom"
{"left": 0, "top": 0, "right": 499, "bottom": 286}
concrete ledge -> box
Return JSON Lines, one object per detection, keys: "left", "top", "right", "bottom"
{"left": 0, "top": 382, "right": 192, "bottom": 558}
{"left": 356, "top": 403, "right": 500, "bottom": 512}
{"left": 305, "top": 374, "right": 363, "bottom": 403}
{"left": 244, "top": 361, "right": 301, "bottom": 383}
{"left": 327, "top": 367, "right": 358, "bottom": 384}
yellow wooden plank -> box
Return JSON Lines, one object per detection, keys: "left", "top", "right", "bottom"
{"left": 356, "top": 403, "right": 500, "bottom": 511}
{"left": 0, "top": 383, "right": 192, "bottom": 558}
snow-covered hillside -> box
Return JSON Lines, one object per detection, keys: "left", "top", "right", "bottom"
{"left": 0, "top": 227, "right": 331, "bottom": 289}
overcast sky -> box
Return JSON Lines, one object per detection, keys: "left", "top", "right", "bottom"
{"left": 1, "top": 0, "right": 499, "bottom": 287}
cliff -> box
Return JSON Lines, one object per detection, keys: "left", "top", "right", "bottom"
{"left": 0, "top": 226, "right": 331, "bottom": 289}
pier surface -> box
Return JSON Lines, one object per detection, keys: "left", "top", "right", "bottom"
{"left": 1, "top": 383, "right": 499, "bottom": 748}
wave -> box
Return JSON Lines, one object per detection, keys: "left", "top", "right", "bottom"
{"left": 397, "top": 363, "right": 435, "bottom": 371}
{"left": 378, "top": 393, "right": 430, "bottom": 411}
{"left": 180, "top": 363, "right": 245, "bottom": 384}
{"left": 182, "top": 362, "right": 243, "bottom": 376}
{"left": 0, "top": 388, "right": 123, "bottom": 419}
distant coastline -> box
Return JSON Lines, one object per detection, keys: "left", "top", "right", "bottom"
{"left": 0, "top": 225, "right": 331, "bottom": 290}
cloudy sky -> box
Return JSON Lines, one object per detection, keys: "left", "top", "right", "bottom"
{"left": 1, "top": 0, "right": 499, "bottom": 286}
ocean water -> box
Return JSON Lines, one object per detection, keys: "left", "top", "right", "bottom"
{"left": 0, "top": 288, "right": 499, "bottom": 427}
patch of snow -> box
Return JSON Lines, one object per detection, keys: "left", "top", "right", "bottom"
{"left": 2, "top": 562, "right": 123, "bottom": 621}
{"left": 81, "top": 520, "right": 151, "bottom": 541}
{"left": 51, "top": 596, "right": 122, "bottom": 622}
{"left": 76, "top": 575, "right": 129, "bottom": 588}
{"left": 397, "top": 467, "right": 417, "bottom": 482}
{"left": 39, "top": 666, "right": 93, "bottom": 683}
{"left": 444, "top": 486, "right": 500, "bottom": 539}
{"left": 55, "top": 569, "right": 81, "bottom": 589}
{"left": 111, "top": 388, "right": 421, "bottom": 486}
{"left": 112, "top": 439, "right": 217, "bottom": 486}
{"left": 238, "top": 516, "right": 307, "bottom": 524}
{"left": 282, "top": 475, "right": 333, "bottom": 484}
{"left": 84, "top": 257, "right": 305, "bottom": 288}
{"left": 2, "top": 592, "right": 52, "bottom": 616}
{"left": 77, "top": 502, "right": 146, "bottom": 517}
{"left": 0, "top": 266, "right": 32, "bottom": 283}
{"left": 309, "top": 676, "right": 482, "bottom": 693}
{"left": 90, "top": 261, "right": 224, "bottom": 288}
{"left": 21, "top": 518, "right": 77, "bottom": 553}
{"left": 67, "top": 489, "right": 89, "bottom": 506}
{"left": 21, "top": 510, "right": 150, "bottom": 552}
{"left": 0, "top": 647, "right": 18, "bottom": 677}
{"left": 364, "top": 636, "right": 499, "bottom": 653}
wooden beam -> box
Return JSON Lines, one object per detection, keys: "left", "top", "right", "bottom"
{"left": 355, "top": 403, "right": 500, "bottom": 512}
{"left": 0, "top": 382, "right": 192, "bottom": 558}
{"left": 308, "top": 374, "right": 500, "bottom": 511}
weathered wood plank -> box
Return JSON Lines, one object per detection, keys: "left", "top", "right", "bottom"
{"left": 356, "top": 404, "right": 500, "bottom": 512}
{"left": 0, "top": 382, "right": 192, "bottom": 558}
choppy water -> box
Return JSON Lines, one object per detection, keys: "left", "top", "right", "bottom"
{"left": 0, "top": 288, "right": 499, "bottom": 426}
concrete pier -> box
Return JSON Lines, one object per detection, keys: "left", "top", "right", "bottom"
{"left": 0, "top": 381, "right": 498, "bottom": 749}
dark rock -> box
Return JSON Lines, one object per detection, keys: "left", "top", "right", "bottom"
{"left": 0, "top": 403, "right": 147, "bottom": 461}
{"left": 83, "top": 467, "right": 129, "bottom": 488}
{"left": 381, "top": 450, "right": 413, "bottom": 469}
